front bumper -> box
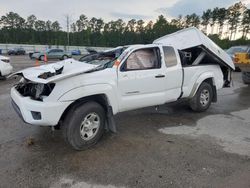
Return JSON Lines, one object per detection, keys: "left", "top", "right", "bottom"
{"left": 11, "top": 87, "right": 72, "bottom": 126}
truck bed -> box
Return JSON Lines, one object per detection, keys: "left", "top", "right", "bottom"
{"left": 182, "top": 65, "right": 224, "bottom": 98}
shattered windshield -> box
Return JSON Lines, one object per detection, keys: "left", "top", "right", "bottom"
{"left": 79, "top": 47, "right": 126, "bottom": 68}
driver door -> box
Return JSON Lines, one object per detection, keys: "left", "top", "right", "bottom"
{"left": 117, "top": 47, "right": 168, "bottom": 112}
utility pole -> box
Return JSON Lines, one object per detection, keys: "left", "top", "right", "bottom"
{"left": 64, "top": 14, "right": 72, "bottom": 51}
{"left": 66, "top": 15, "right": 70, "bottom": 50}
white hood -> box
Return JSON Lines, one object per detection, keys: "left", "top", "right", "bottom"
{"left": 11, "top": 58, "right": 99, "bottom": 84}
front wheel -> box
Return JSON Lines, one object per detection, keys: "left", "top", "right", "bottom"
{"left": 62, "top": 101, "right": 106, "bottom": 150}
{"left": 189, "top": 82, "right": 213, "bottom": 112}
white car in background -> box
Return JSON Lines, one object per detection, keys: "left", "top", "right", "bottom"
{"left": 0, "top": 55, "right": 13, "bottom": 79}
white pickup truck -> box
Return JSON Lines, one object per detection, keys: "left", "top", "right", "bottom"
{"left": 11, "top": 28, "right": 234, "bottom": 150}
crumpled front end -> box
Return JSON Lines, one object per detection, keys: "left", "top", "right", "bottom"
{"left": 11, "top": 86, "right": 72, "bottom": 126}
{"left": 9, "top": 59, "right": 97, "bottom": 126}
{"left": 15, "top": 78, "right": 56, "bottom": 101}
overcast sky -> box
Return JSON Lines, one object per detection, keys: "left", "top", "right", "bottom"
{"left": 0, "top": 0, "right": 249, "bottom": 29}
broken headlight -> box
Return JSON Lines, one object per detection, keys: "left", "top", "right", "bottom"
{"left": 16, "top": 81, "right": 55, "bottom": 101}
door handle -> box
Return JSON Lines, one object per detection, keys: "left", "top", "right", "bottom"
{"left": 155, "top": 74, "right": 165, "bottom": 78}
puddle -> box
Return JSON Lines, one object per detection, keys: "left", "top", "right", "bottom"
{"left": 159, "top": 108, "right": 250, "bottom": 156}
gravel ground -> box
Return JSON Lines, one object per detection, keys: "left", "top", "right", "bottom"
{"left": 0, "top": 55, "right": 250, "bottom": 188}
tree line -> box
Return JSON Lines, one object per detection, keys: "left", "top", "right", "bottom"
{"left": 0, "top": 2, "right": 249, "bottom": 49}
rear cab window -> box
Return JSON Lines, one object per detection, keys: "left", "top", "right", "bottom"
{"left": 163, "top": 46, "right": 178, "bottom": 67}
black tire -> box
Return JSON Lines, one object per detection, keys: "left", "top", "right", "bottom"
{"left": 0, "top": 72, "right": 5, "bottom": 80}
{"left": 0, "top": 76, "right": 6, "bottom": 80}
{"left": 189, "top": 82, "right": 213, "bottom": 112}
{"left": 235, "top": 67, "right": 241, "bottom": 72}
{"left": 242, "top": 72, "right": 250, "bottom": 85}
{"left": 39, "top": 55, "right": 44, "bottom": 61}
{"left": 62, "top": 101, "right": 106, "bottom": 150}
{"left": 62, "top": 55, "right": 68, "bottom": 60}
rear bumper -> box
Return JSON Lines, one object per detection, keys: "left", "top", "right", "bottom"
{"left": 11, "top": 87, "right": 72, "bottom": 126}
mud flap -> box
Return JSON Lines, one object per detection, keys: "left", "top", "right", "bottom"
{"left": 106, "top": 106, "right": 117, "bottom": 133}
{"left": 212, "top": 85, "right": 217, "bottom": 102}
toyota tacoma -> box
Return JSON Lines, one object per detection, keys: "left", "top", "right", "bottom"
{"left": 10, "top": 28, "right": 235, "bottom": 150}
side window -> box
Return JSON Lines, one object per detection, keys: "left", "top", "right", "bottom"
{"left": 163, "top": 46, "right": 177, "bottom": 67}
{"left": 123, "top": 48, "right": 160, "bottom": 71}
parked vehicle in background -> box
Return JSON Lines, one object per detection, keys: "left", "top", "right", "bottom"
{"left": 29, "top": 51, "right": 40, "bottom": 59}
{"left": 71, "top": 49, "right": 81, "bottom": 56}
{"left": 234, "top": 52, "right": 250, "bottom": 85}
{"left": 0, "top": 55, "right": 13, "bottom": 79}
{"left": 227, "top": 46, "right": 250, "bottom": 58}
{"left": 7, "top": 48, "right": 26, "bottom": 55}
{"left": 86, "top": 48, "right": 98, "bottom": 54}
{"left": 226, "top": 46, "right": 250, "bottom": 71}
{"left": 10, "top": 27, "right": 234, "bottom": 150}
{"left": 32, "top": 49, "right": 72, "bottom": 61}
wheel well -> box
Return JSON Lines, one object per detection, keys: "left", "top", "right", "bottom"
{"left": 203, "top": 78, "right": 214, "bottom": 86}
{"left": 203, "top": 78, "right": 217, "bottom": 102}
{"left": 57, "top": 94, "right": 110, "bottom": 128}
{"left": 61, "top": 55, "right": 68, "bottom": 60}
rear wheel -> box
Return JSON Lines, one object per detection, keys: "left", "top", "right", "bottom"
{"left": 189, "top": 82, "right": 213, "bottom": 112}
{"left": 39, "top": 55, "right": 44, "bottom": 61}
{"left": 62, "top": 101, "right": 106, "bottom": 150}
{"left": 62, "top": 55, "right": 68, "bottom": 60}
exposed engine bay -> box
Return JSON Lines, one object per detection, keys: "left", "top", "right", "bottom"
{"left": 15, "top": 79, "right": 55, "bottom": 101}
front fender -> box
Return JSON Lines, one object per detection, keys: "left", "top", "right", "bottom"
{"left": 58, "top": 84, "right": 119, "bottom": 114}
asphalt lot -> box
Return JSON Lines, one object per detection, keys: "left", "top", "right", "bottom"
{"left": 0, "top": 55, "right": 250, "bottom": 188}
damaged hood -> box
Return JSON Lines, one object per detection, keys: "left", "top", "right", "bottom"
{"left": 11, "top": 58, "right": 99, "bottom": 84}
